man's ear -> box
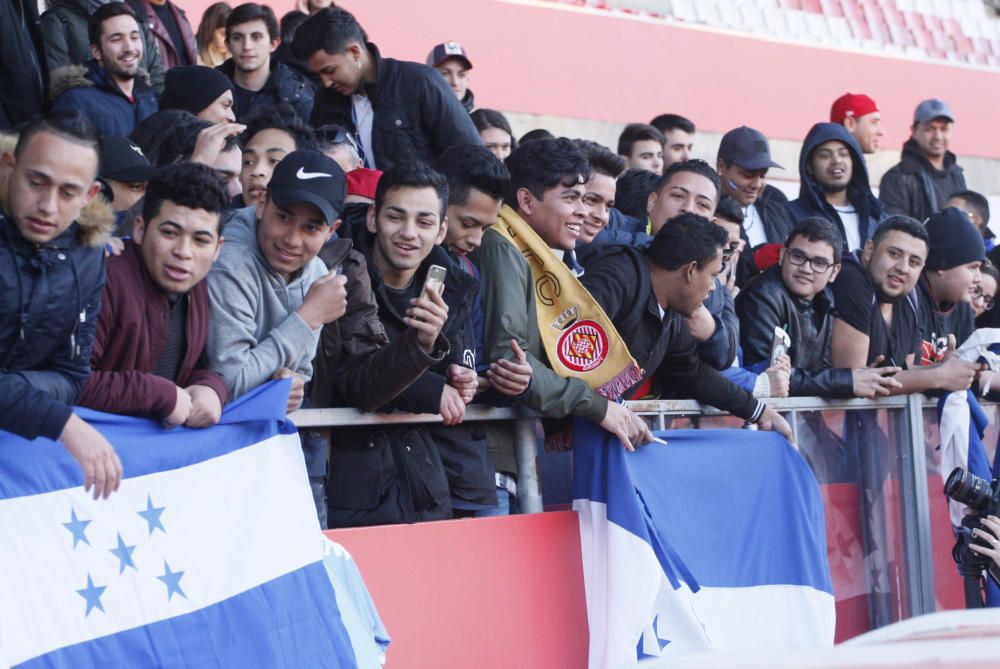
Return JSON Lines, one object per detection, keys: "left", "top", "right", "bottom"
{"left": 84, "top": 180, "right": 102, "bottom": 206}
{"left": 646, "top": 190, "right": 658, "bottom": 216}
{"left": 0, "top": 150, "right": 14, "bottom": 175}
{"left": 685, "top": 260, "right": 698, "bottom": 283}
{"left": 269, "top": 37, "right": 280, "bottom": 53}
{"left": 347, "top": 43, "right": 363, "bottom": 65}
{"left": 212, "top": 235, "right": 224, "bottom": 262}
{"left": 326, "top": 218, "right": 341, "bottom": 242}
{"left": 829, "top": 263, "right": 842, "bottom": 282}
{"left": 133, "top": 215, "right": 146, "bottom": 244}
{"left": 365, "top": 205, "right": 376, "bottom": 234}
{"left": 861, "top": 238, "right": 874, "bottom": 263}
{"left": 89, "top": 44, "right": 102, "bottom": 63}
{"left": 516, "top": 187, "right": 535, "bottom": 216}
{"left": 435, "top": 216, "right": 448, "bottom": 245}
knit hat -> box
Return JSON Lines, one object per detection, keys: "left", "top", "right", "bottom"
{"left": 159, "top": 66, "right": 234, "bottom": 116}
{"left": 924, "top": 207, "right": 986, "bottom": 271}
{"left": 830, "top": 93, "right": 879, "bottom": 124}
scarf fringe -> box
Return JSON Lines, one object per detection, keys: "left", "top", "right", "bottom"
{"left": 596, "top": 364, "right": 644, "bottom": 402}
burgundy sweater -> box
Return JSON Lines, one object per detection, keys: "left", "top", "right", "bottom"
{"left": 78, "top": 241, "right": 228, "bottom": 418}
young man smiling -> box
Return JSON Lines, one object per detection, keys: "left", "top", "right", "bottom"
{"left": 218, "top": 3, "right": 314, "bottom": 123}
{"left": 79, "top": 162, "right": 229, "bottom": 427}
{"left": 292, "top": 7, "right": 481, "bottom": 170}
{"left": 51, "top": 3, "right": 157, "bottom": 137}
{"left": 574, "top": 140, "right": 626, "bottom": 246}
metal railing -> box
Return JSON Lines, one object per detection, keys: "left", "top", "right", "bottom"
{"left": 290, "top": 395, "right": 985, "bottom": 625}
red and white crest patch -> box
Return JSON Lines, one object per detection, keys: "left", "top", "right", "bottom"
{"left": 557, "top": 319, "right": 609, "bottom": 373}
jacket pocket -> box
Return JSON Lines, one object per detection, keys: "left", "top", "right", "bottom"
{"left": 394, "top": 427, "right": 450, "bottom": 515}
{"left": 327, "top": 430, "right": 396, "bottom": 511}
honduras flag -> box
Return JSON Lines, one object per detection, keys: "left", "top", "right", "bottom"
{"left": 0, "top": 381, "right": 359, "bottom": 668}
{"left": 572, "top": 418, "right": 835, "bottom": 668}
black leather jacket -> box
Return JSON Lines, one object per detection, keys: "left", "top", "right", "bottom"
{"left": 736, "top": 266, "right": 854, "bottom": 397}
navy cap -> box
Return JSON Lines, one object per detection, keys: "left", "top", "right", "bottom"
{"left": 426, "top": 41, "right": 472, "bottom": 69}
{"left": 99, "top": 136, "right": 156, "bottom": 183}
{"left": 717, "top": 126, "right": 782, "bottom": 171}
{"left": 914, "top": 98, "right": 954, "bottom": 125}
{"left": 924, "top": 207, "right": 985, "bottom": 271}
{"left": 267, "top": 150, "right": 346, "bottom": 225}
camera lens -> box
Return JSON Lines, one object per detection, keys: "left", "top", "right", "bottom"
{"left": 944, "top": 467, "right": 994, "bottom": 513}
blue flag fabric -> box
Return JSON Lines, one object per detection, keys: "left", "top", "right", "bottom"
{"left": 572, "top": 418, "right": 835, "bottom": 667}
{"left": 0, "top": 381, "right": 359, "bottom": 668}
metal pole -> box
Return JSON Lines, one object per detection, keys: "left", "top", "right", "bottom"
{"left": 514, "top": 418, "right": 544, "bottom": 513}
{"left": 900, "top": 393, "right": 936, "bottom": 616}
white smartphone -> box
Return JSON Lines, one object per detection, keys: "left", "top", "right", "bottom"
{"left": 423, "top": 264, "right": 446, "bottom": 297}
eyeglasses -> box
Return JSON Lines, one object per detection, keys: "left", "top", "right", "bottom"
{"left": 784, "top": 248, "right": 834, "bottom": 273}
{"left": 972, "top": 285, "right": 996, "bottom": 311}
{"left": 315, "top": 125, "right": 359, "bottom": 151}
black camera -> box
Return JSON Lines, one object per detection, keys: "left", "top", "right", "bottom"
{"left": 943, "top": 467, "right": 1000, "bottom": 594}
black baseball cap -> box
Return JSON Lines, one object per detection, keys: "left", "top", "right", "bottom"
{"left": 426, "top": 41, "right": 473, "bottom": 69}
{"left": 717, "top": 126, "right": 782, "bottom": 171}
{"left": 267, "top": 150, "right": 346, "bottom": 225}
{"left": 100, "top": 136, "right": 156, "bottom": 183}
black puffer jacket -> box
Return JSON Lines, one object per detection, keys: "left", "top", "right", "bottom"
{"left": 879, "top": 139, "right": 966, "bottom": 222}
{"left": 308, "top": 42, "right": 482, "bottom": 170}
{"left": 0, "top": 191, "right": 113, "bottom": 441}
{"left": 736, "top": 266, "right": 854, "bottom": 397}
{"left": 217, "top": 58, "right": 315, "bottom": 123}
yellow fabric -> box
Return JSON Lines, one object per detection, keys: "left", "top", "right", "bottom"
{"left": 492, "top": 205, "right": 642, "bottom": 400}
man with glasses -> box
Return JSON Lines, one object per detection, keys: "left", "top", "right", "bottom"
{"left": 737, "top": 217, "right": 900, "bottom": 398}
{"left": 315, "top": 123, "right": 362, "bottom": 173}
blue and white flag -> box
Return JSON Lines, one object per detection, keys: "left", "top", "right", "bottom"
{"left": 0, "top": 381, "right": 359, "bottom": 668}
{"left": 572, "top": 418, "right": 835, "bottom": 668}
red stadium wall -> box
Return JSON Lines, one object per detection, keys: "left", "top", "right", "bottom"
{"left": 175, "top": 0, "right": 1000, "bottom": 159}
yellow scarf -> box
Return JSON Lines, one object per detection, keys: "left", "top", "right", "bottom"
{"left": 492, "top": 205, "right": 642, "bottom": 400}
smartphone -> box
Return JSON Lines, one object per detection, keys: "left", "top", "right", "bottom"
{"left": 769, "top": 325, "right": 791, "bottom": 366}
{"left": 423, "top": 264, "right": 446, "bottom": 298}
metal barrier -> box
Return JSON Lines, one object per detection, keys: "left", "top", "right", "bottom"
{"left": 290, "top": 395, "right": 987, "bottom": 627}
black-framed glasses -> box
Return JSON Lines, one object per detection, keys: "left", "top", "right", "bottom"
{"left": 784, "top": 248, "right": 834, "bottom": 273}
{"left": 972, "top": 285, "right": 996, "bottom": 311}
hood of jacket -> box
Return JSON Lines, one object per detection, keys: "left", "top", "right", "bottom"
{"left": 49, "top": 61, "right": 151, "bottom": 101}
{"left": 899, "top": 137, "right": 961, "bottom": 176}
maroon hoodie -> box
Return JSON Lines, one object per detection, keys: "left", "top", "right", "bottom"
{"left": 78, "top": 240, "right": 227, "bottom": 418}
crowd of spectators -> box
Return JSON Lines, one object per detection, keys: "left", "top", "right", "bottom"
{"left": 0, "top": 1, "right": 997, "bottom": 529}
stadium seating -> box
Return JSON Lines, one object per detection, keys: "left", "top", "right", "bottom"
{"left": 543, "top": 0, "right": 1000, "bottom": 67}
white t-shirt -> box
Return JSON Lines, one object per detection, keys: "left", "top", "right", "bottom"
{"left": 833, "top": 204, "right": 861, "bottom": 252}
{"left": 741, "top": 204, "right": 768, "bottom": 248}
{"left": 351, "top": 93, "right": 375, "bottom": 169}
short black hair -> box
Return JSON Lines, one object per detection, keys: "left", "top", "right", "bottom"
{"left": 949, "top": 189, "right": 990, "bottom": 226}
{"left": 142, "top": 162, "right": 230, "bottom": 234}
{"left": 518, "top": 128, "right": 554, "bottom": 146}
{"left": 226, "top": 3, "right": 279, "bottom": 41}
{"left": 650, "top": 113, "right": 696, "bottom": 135}
{"left": 505, "top": 137, "right": 590, "bottom": 205}
{"left": 871, "top": 215, "right": 929, "bottom": 250}
{"left": 88, "top": 2, "right": 138, "bottom": 47}
{"left": 15, "top": 111, "right": 101, "bottom": 172}
{"left": 241, "top": 104, "right": 317, "bottom": 151}
{"left": 655, "top": 158, "right": 721, "bottom": 200}
{"left": 291, "top": 6, "right": 367, "bottom": 61}
{"left": 280, "top": 9, "right": 308, "bottom": 42}
{"left": 714, "top": 194, "right": 744, "bottom": 225}
{"left": 434, "top": 144, "right": 509, "bottom": 206}
{"left": 575, "top": 139, "right": 626, "bottom": 179}
{"left": 374, "top": 162, "right": 449, "bottom": 219}
{"left": 613, "top": 169, "right": 660, "bottom": 221}
{"left": 785, "top": 216, "right": 843, "bottom": 264}
{"left": 131, "top": 110, "right": 239, "bottom": 166}
{"left": 617, "top": 123, "right": 665, "bottom": 156}
{"left": 646, "top": 212, "right": 727, "bottom": 270}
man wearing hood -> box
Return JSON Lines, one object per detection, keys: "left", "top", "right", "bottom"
{"left": 879, "top": 99, "right": 966, "bottom": 222}
{"left": 786, "top": 122, "right": 883, "bottom": 254}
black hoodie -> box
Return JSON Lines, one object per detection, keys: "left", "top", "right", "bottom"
{"left": 879, "top": 138, "right": 966, "bottom": 222}
{"left": 786, "top": 122, "right": 883, "bottom": 253}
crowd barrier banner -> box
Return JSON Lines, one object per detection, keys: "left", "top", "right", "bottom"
{"left": 572, "top": 417, "right": 836, "bottom": 668}
{"left": 0, "top": 381, "right": 359, "bottom": 669}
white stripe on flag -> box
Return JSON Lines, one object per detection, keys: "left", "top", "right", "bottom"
{"left": 0, "top": 432, "right": 319, "bottom": 666}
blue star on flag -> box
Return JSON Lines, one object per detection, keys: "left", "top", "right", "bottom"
{"left": 76, "top": 574, "right": 106, "bottom": 616}
{"left": 157, "top": 560, "right": 186, "bottom": 601}
{"left": 138, "top": 495, "right": 166, "bottom": 536}
{"left": 62, "top": 508, "right": 91, "bottom": 549}
{"left": 109, "top": 533, "right": 137, "bottom": 574}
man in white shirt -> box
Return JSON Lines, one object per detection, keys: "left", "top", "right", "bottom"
{"left": 786, "top": 122, "right": 884, "bottom": 254}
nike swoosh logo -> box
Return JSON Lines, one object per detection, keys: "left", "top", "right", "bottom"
{"left": 296, "top": 167, "right": 332, "bottom": 180}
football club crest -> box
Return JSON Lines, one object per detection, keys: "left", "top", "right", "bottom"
{"left": 557, "top": 319, "right": 609, "bottom": 373}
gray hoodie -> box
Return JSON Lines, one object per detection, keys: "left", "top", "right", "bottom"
{"left": 206, "top": 206, "right": 325, "bottom": 399}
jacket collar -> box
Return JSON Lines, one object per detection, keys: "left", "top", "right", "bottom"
{"left": 899, "top": 138, "right": 959, "bottom": 176}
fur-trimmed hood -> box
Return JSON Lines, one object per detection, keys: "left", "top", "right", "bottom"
{"left": 0, "top": 133, "right": 114, "bottom": 248}
{"left": 49, "top": 62, "right": 151, "bottom": 102}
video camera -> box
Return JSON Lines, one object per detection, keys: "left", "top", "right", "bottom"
{"left": 943, "top": 467, "right": 1000, "bottom": 599}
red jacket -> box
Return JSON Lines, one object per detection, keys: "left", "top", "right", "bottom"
{"left": 79, "top": 241, "right": 227, "bottom": 418}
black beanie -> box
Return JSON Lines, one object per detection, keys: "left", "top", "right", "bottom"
{"left": 158, "top": 66, "right": 235, "bottom": 116}
{"left": 924, "top": 206, "right": 986, "bottom": 270}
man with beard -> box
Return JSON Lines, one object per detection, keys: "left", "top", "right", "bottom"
{"left": 218, "top": 3, "right": 315, "bottom": 123}
{"left": 879, "top": 99, "right": 966, "bottom": 222}
{"left": 51, "top": 3, "right": 157, "bottom": 137}
{"left": 786, "top": 123, "right": 884, "bottom": 254}
{"left": 830, "top": 216, "right": 978, "bottom": 394}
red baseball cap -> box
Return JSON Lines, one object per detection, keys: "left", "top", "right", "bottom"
{"left": 346, "top": 168, "right": 382, "bottom": 200}
{"left": 830, "top": 93, "right": 879, "bottom": 124}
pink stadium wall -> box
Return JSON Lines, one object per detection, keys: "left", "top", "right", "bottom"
{"left": 176, "top": 0, "right": 1000, "bottom": 158}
